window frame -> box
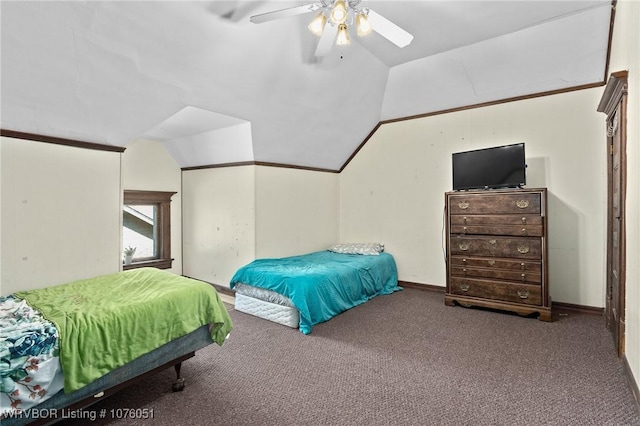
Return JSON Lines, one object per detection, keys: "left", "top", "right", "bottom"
{"left": 122, "top": 190, "right": 176, "bottom": 270}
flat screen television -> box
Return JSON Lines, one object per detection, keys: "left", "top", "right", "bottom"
{"left": 452, "top": 143, "right": 526, "bottom": 191}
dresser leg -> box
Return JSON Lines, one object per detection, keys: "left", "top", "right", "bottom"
{"left": 537, "top": 309, "right": 552, "bottom": 322}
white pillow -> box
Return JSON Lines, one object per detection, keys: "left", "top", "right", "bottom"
{"left": 327, "top": 243, "right": 384, "bottom": 255}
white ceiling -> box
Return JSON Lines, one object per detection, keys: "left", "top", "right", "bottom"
{"left": 1, "top": 1, "right": 613, "bottom": 170}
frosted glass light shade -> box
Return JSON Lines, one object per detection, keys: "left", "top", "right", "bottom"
{"left": 330, "top": 0, "right": 348, "bottom": 24}
{"left": 356, "top": 13, "right": 372, "bottom": 36}
{"left": 308, "top": 13, "right": 327, "bottom": 36}
{"left": 336, "top": 23, "right": 350, "bottom": 45}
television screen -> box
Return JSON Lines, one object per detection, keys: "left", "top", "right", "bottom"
{"left": 452, "top": 143, "right": 526, "bottom": 191}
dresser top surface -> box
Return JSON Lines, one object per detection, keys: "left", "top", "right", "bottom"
{"left": 446, "top": 187, "right": 547, "bottom": 196}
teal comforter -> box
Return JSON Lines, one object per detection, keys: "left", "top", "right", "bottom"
{"left": 230, "top": 251, "right": 401, "bottom": 334}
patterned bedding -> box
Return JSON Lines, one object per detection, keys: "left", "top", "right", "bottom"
{"left": 0, "top": 295, "right": 64, "bottom": 417}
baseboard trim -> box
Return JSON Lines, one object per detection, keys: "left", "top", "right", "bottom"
{"left": 211, "top": 283, "right": 235, "bottom": 297}
{"left": 552, "top": 301, "right": 604, "bottom": 316}
{"left": 201, "top": 276, "right": 605, "bottom": 317}
{"left": 622, "top": 355, "right": 640, "bottom": 413}
{"left": 399, "top": 281, "right": 445, "bottom": 292}
{"left": 213, "top": 281, "right": 447, "bottom": 297}
{"left": 183, "top": 275, "right": 235, "bottom": 297}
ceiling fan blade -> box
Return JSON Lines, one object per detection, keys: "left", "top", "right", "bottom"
{"left": 315, "top": 22, "right": 339, "bottom": 57}
{"left": 250, "top": 3, "right": 323, "bottom": 24}
{"left": 366, "top": 9, "right": 414, "bottom": 48}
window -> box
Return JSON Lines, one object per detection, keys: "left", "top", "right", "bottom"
{"left": 122, "top": 190, "right": 176, "bottom": 270}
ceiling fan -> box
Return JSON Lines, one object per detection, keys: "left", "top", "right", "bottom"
{"left": 250, "top": 0, "right": 414, "bottom": 57}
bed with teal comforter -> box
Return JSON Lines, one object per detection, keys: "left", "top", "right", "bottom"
{"left": 230, "top": 250, "right": 401, "bottom": 334}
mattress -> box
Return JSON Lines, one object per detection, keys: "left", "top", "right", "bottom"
{"left": 233, "top": 282, "right": 295, "bottom": 307}
{"left": 234, "top": 293, "right": 299, "bottom": 329}
{"left": 230, "top": 251, "right": 401, "bottom": 334}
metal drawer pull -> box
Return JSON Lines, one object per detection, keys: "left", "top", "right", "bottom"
{"left": 489, "top": 239, "right": 497, "bottom": 245}
{"left": 517, "top": 245, "right": 530, "bottom": 254}
{"left": 463, "top": 226, "right": 467, "bottom": 233}
{"left": 458, "top": 201, "right": 469, "bottom": 210}
{"left": 520, "top": 263, "right": 526, "bottom": 270}
{"left": 521, "top": 217, "right": 527, "bottom": 224}
{"left": 516, "top": 200, "right": 529, "bottom": 209}
{"left": 459, "top": 242, "right": 469, "bottom": 251}
{"left": 521, "top": 228, "right": 528, "bottom": 235}
{"left": 462, "top": 268, "right": 467, "bottom": 275}
{"left": 517, "top": 290, "right": 529, "bottom": 299}
{"left": 488, "top": 260, "right": 495, "bottom": 266}
{"left": 460, "top": 284, "right": 470, "bottom": 292}
{"left": 463, "top": 217, "right": 468, "bottom": 224}
{"left": 521, "top": 273, "right": 526, "bottom": 281}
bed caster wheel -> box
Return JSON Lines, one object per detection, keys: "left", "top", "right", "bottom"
{"left": 172, "top": 378, "right": 185, "bottom": 392}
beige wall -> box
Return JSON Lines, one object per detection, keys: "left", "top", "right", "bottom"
{"left": 0, "top": 137, "right": 121, "bottom": 295}
{"left": 608, "top": 0, "right": 640, "bottom": 396}
{"left": 181, "top": 165, "right": 339, "bottom": 287}
{"left": 341, "top": 88, "right": 607, "bottom": 309}
{"left": 255, "top": 166, "right": 339, "bottom": 259}
{"left": 182, "top": 166, "right": 256, "bottom": 287}
{"left": 121, "top": 139, "right": 182, "bottom": 274}
{"left": 340, "top": 121, "right": 450, "bottom": 285}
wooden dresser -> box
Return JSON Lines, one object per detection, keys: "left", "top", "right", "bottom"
{"left": 445, "top": 188, "right": 551, "bottom": 321}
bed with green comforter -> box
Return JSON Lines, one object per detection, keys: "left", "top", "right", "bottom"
{"left": 2, "top": 268, "right": 232, "bottom": 424}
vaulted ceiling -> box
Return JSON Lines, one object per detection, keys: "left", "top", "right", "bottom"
{"left": 1, "top": 1, "right": 613, "bottom": 171}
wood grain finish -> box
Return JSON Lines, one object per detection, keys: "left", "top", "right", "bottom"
{"left": 449, "top": 235, "right": 542, "bottom": 259}
{"left": 450, "top": 277, "right": 542, "bottom": 305}
{"left": 448, "top": 192, "right": 541, "bottom": 215}
{"left": 450, "top": 265, "right": 541, "bottom": 284}
{"left": 445, "top": 188, "right": 551, "bottom": 321}
{"left": 449, "top": 214, "right": 543, "bottom": 237}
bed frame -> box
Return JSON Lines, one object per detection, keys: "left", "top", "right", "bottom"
{"left": 4, "top": 326, "right": 213, "bottom": 426}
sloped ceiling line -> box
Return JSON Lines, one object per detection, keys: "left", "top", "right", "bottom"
{"left": 0, "top": 1, "right": 614, "bottom": 171}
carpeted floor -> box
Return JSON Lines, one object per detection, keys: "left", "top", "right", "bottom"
{"left": 60, "top": 288, "right": 640, "bottom": 425}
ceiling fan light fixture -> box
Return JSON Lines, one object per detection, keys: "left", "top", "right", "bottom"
{"left": 330, "top": 0, "right": 348, "bottom": 24}
{"left": 336, "top": 23, "right": 350, "bottom": 45}
{"left": 248, "top": 1, "right": 414, "bottom": 57}
{"left": 307, "top": 12, "right": 327, "bottom": 36}
{"left": 356, "top": 12, "right": 371, "bottom": 36}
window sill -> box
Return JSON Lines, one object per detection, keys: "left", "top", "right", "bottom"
{"left": 123, "top": 258, "right": 173, "bottom": 271}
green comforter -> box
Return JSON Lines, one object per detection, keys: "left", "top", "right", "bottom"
{"left": 15, "top": 268, "right": 233, "bottom": 393}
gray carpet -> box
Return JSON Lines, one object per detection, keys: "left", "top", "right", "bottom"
{"left": 60, "top": 288, "right": 640, "bottom": 425}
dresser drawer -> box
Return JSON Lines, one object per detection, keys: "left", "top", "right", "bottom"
{"left": 450, "top": 256, "right": 541, "bottom": 272}
{"left": 450, "top": 265, "right": 541, "bottom": 284}
{"left": 449, "top": 214, "right": 543, "bottom": 236}
{"left": 450, "top": 224, "right": 543, "bottom": 237}
{"left": 450, "top": 277, "right": 542, "bottom": 305}
{"left": 449, "top": 192, "right": 541, "bottom": 215}
{"left": 450, "top": 215, "right": 543, "bottom": 226}
{"left": 449, "top": 235, "right": 542, "bottom": 259}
